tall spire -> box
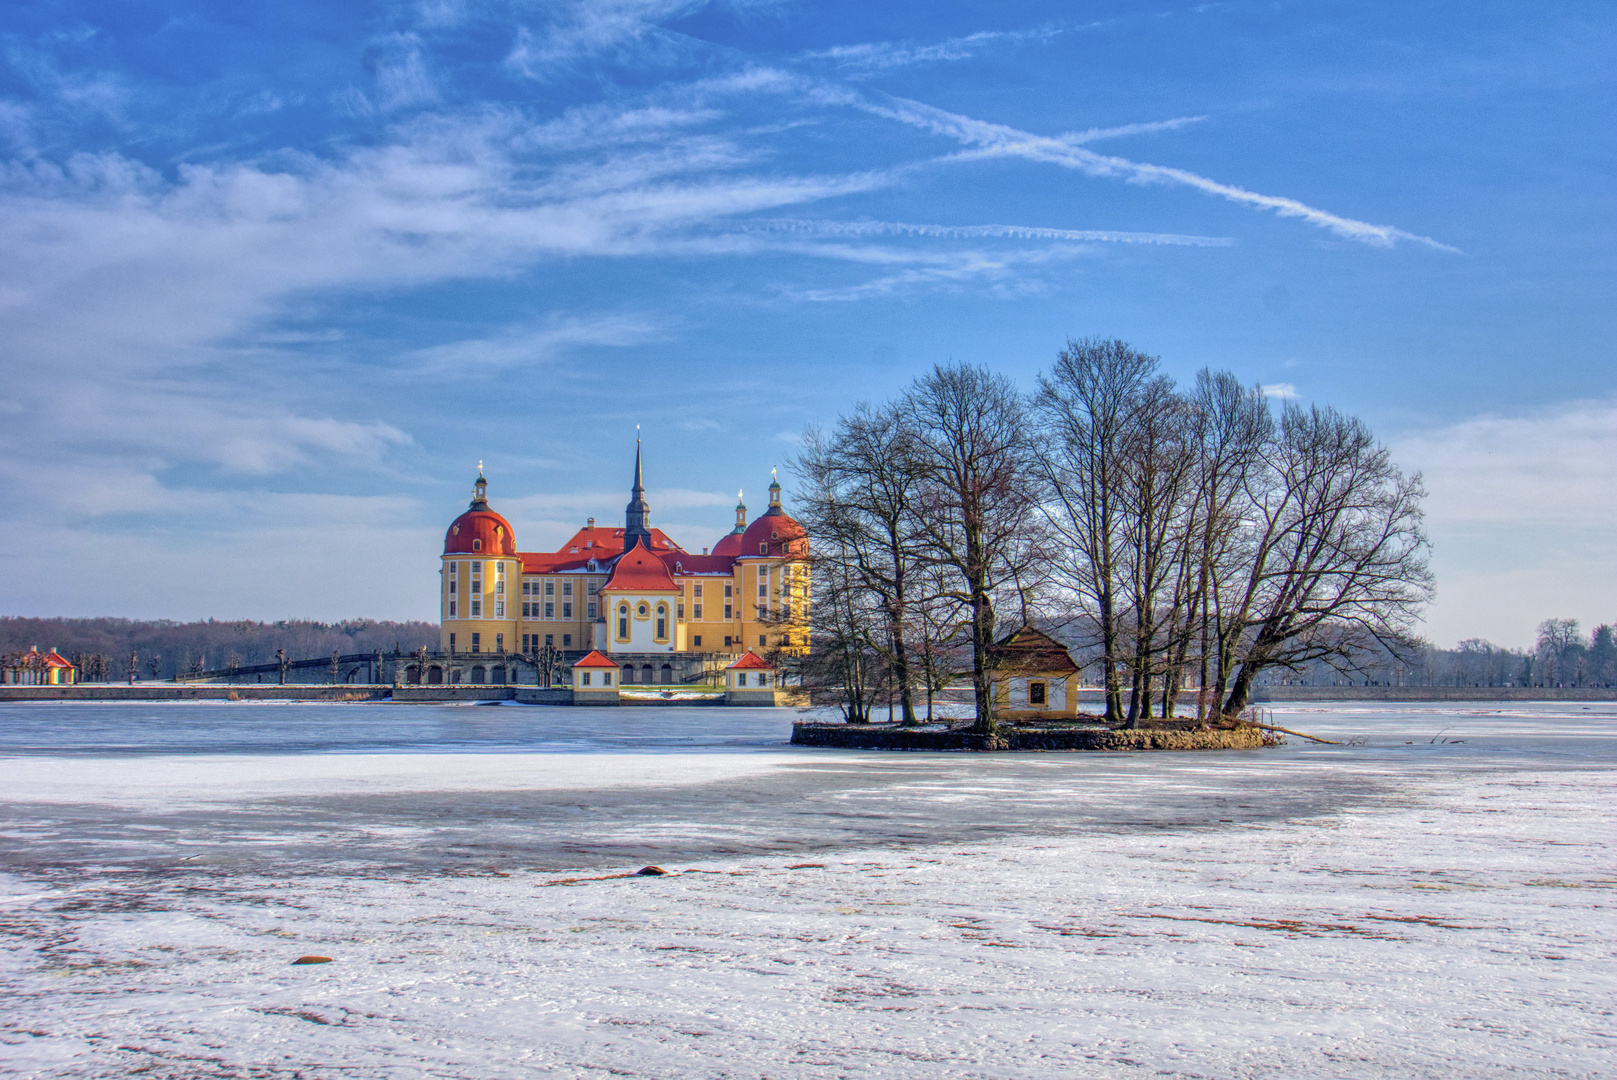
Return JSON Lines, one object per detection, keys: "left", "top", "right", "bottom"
{"left": 731, "top": 489, "right": 747, "bottom": 535}
{"left": 624, "top": 428, "right": 652, "bottom": 550}
{"left": 470, "top": 464, "right": 489, "bottom": 510}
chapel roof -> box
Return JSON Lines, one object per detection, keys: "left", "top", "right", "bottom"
{"left": 992, "top": 626, "right": 1080, "bottom": 677}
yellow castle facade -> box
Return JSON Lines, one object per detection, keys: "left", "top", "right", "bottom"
{"left": 436, "top": 445, "right": 810, "bottom": 670}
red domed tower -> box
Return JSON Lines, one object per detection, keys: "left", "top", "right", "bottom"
{"left": 737, "top": 473, "right": 807, "bottom": 558}
{"left": 440, "top": 467, "right": 520, "bottom": 654}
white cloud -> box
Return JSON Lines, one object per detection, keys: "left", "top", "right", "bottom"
{"left": 749, "top": 218, "right": 1232, "bottom": 247}
{"left": 859, "top": 95, "right": 1458, "bottom": 250}
{"left": 401, "top": 315, "right": 664, "bottom": 374}
{"left": 803, "top": 27, "right": 1063, "bottom": 74}
{"left": 1260, "top": 383, "right": 1299, "bottom": 398}
{"left": 1395, "top": 399, "right": 1617, "bottom": 647}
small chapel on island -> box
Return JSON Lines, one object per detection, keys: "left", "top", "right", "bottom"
{"left": 431, "top": 442, "right": 810, "bottom": 687}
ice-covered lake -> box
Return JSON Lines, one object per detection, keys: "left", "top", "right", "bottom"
{"left": 1, "top": 701, "right": 1612, "bottom": 1077}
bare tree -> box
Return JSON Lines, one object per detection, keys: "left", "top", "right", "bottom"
{"left": 1032, "top": 339, "right": 1159, "bottom": 722}
{"left": 795, "top": 404, "right": 929, "bottom": 723}
{"left": 906, "top": 363, "right": 1040, "bottom": 735}
{"left": 1217, "top": 404, "right": 1433, "bottom": 715}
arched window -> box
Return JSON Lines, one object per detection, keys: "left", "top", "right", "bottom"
{"left": 641, "top": 664, "right": 654, "bottom": 684}
{"left": 471, "top": 665, "right": 486, "bottom": 684}
{"left": 618, "top": 604, "right": 629, "bottom": 640}
{"left": 473, "top": 539, "right": 482, "bottom": 551}
{"left": 655, "top": 604, "right": 667, "bottom": 640}
{"left": 622, "top": 664, "right": 635, "bottom": 684}
{"left": 660, "top": 663, "right": 673, "bottom": 685}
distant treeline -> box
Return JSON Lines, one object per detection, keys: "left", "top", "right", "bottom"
{"left": 1, "top": 617, "right": 440, "bottom": 681}
{"left": 1041, "top": 617, "right": 1616, "bottom": 690}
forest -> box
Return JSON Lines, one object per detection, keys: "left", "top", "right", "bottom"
{"left": 0, "top": 617, "right": 439, "bottom": 683}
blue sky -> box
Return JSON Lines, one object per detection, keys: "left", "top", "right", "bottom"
{"left": 1, "top": 1, "right": 1612, "bottom": 648}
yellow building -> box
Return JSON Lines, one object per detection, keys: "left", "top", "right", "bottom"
{"left": 436, "top": 444, "right": 810, "bottom": 684}
{"left": 991, "top": 626, "right": 1082, "bottom": 718}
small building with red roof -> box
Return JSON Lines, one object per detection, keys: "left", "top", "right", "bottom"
{"left": 3, "top": 647, "right": 77, "bottom": 686}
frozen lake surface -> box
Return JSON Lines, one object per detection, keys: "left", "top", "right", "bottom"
{"left": 1, "top": 701, "right": 1613, "bottom": 1077}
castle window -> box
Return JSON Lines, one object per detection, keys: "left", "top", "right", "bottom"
{"left": 449, "top": 633, "right": 456, "bottom": 650}
{"left": 723, "top": 636, "right": 732, "bottom": 647}
{"left": 545, "top": 603, "right": 554, "bottom": 619}
{"left": 496, "top": 633, "right": 504, "bottom": 652}
{"left": 522, "top": 634, "right": 530, "bottom": 652}
{"left": 600, "top": 670, "right": 608, "bottom": 684}
{"left": 588, "top": 580, "right": 599, "bottom": 594}
{"left": 522, "top": 602, "right": 530, "bottom": 617}
{"left": 471, "top": 601, "right": 482, "bottom": 617}
{"left": 563, "top": 634, "right": 572, "bottom": 647}
{"left": 588, "top": 603, "right": 597, "bottom": 619}
{"left": 473, "top": 539, "right": 481, "bottom": 551}
{"left": 724, "top": 604, "right": 732, "bottom": 619}
{"left": 782, "top": 603, "right": 792, "bottom": 620}
{"left": 562, "top": 603, "right": 572, "bottom": 619}
{"left": 759, "top": 635, "right": 766, "bottom": 647}
{"left": 495, "top": 579, "right": 505, "bottom": 596}
{"left": 449, "top": 580, "right": 457, "bottom": 594}
{"left": 563, "top": 582, "right": 572, "bottom": 597}
{"left": 545, "top": 581, "right": 554, "bottom": 595}
{"left": 581, "top": 672, "right": 591, "bottom": 686}
{"left": 724, "top": 584, "right": 732, "bottom": 598}
{"left": 471, "top": 633, "right": 481, "bottom": 652}
{"left": 694, "top": 584, "right": 703, "bottom": 598}
{"left": 522, "top": 581, "right": 530, "bottom": 595}
{"left": 637, "top": 603, "right": 648, "bottom": 617}
{"left": 495, "top": 602, "right": 504, "bottom": 618}
{"left": 693, "top": 604, "right": 703, "bottom": 620}
{"left": 693, "top": 635, "right": 702, "bottom": 647}
{"left": 473, "top": 562, "right": 482, "bottom": 574}
{"left": 656, "top": 606, "right": 667, "bottom": 640}
{"left": 759, "top": 543, "right": 767, "bottom": 555}
{"left": 450, "top": 562, "right": 458, "bottom": 576}
{"left": 676, "top": 604, "right": 684, "bottom": 620}
{"left": 618, "top": 606, "right": 629, "bottom": 639}
{"left": 449, "top": 601, "right": 457, "bottom": 617}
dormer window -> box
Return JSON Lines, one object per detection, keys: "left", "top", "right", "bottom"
{"left": 759, "top": 543, "right": 767, "bottom": 555}
{"left": 473, "top": 539, "right": 482, "bottom": 551}
{"left": 588, "top": 560, "right": 598, "bottom": 572}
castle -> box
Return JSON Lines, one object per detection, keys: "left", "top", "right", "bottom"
{"left": 435, "top": 443, "right": 810, "bottom": 685}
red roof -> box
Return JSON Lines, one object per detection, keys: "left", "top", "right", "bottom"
{"left": 710, "top": 530, "right": 744, "bottom": 557}
{"left": 520, "top": 526, "right": 685, "bottom": 574}
{"left": 42, "top": 650, "right": 74, "bottom": 669}
{"left": 738, "top": 508, "right": 807, "bottom": 558}
{"left": 601, "top": 541, "right": 679, "bottom": 592}
{"left": 727, "top": 650, "right": 772, "bottom": 670}
{"left": 572, "top": 650, "right": 618, "bottom": 669}
{"left": 445, "top": 509, "right": 517, "bottom": 556}
{"left": 661, "top": 552, "right": 736, "bottom": 575}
